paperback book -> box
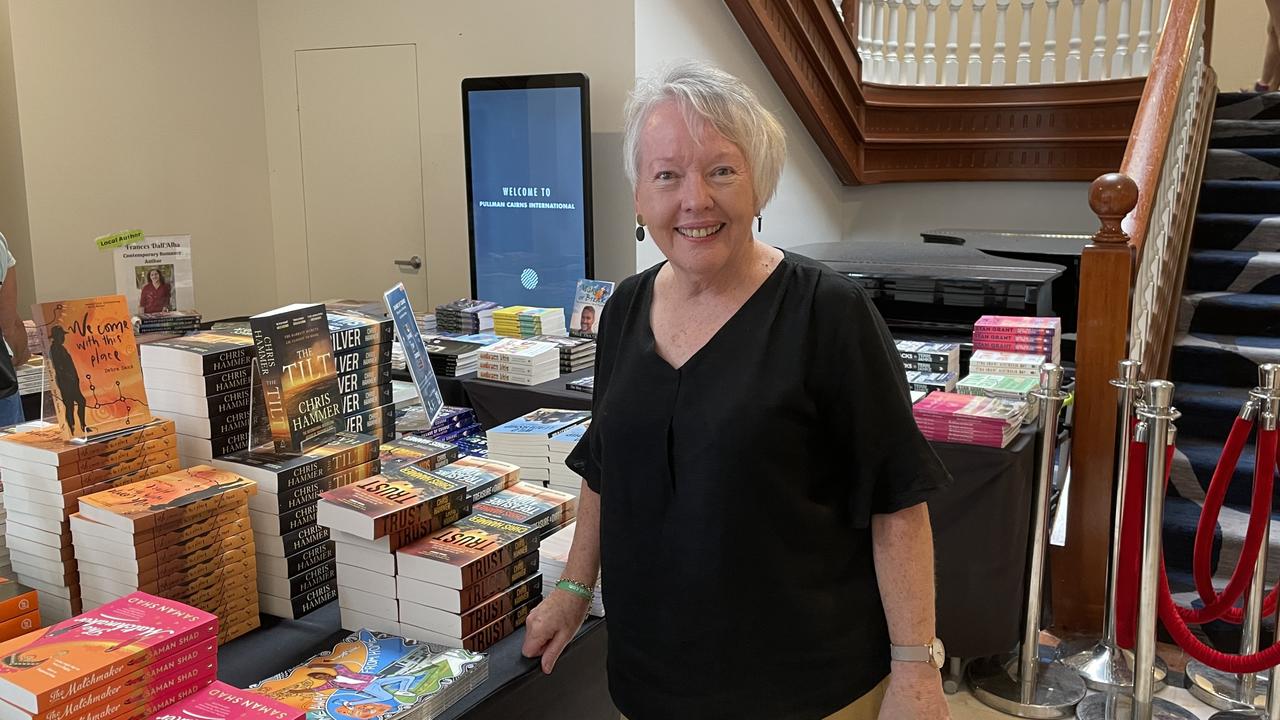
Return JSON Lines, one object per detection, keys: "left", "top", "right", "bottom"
{"left": 150, "top": 681, "right": 304, "bottom": 720}
{"left": 384, "top": 284, "right": 444, "bottom": 426}
{"left": 569, "top": 279, "right": 613, "bottom": 339}
{"left": 396, "top": 513, "right": 539, "bottom": 589}
{"left": 317, "top": 468, "right": 466, "bottom": 540}
{"left": 77, "top": 466, "right": 256, "bottom": 533}
{"left": 249, "top": 304, "right": 341, "bottom": 453}
{"left": 31, "top": 296, "right": 152, "bottom": 440}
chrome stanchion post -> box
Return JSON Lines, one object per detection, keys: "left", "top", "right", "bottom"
{"left": 1206, "top": 365, "right": 1280, "bottom": 720}
{"left": 969, "top": 364, "right": 1088, "bottom": 718}
{"left": 1077, "top": 380, "right": 1197, "bottom": 720}
{"left": 1065, "top": 360, "right": 1168, "bottom": 691}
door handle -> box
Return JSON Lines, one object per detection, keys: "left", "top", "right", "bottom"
{"left": 394, "top": 255, "right": 422, "bottom": 271}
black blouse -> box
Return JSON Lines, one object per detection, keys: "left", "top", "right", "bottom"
{"left": 566, "top": 250, "right": 951, "bottom": 720}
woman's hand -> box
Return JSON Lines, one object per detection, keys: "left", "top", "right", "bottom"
{"left": 878, "top": 664, "right": 951, "bottom": 719}
{"left": 521, "top": 589, "right": 590, "bottom": 674}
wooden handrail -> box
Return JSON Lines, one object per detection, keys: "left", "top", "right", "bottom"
{"left": 1052, "top": 0, "right": 1213, "bottom": 631}
{"left": 1117, "top": 0, "right": 1200, "bottom": 252}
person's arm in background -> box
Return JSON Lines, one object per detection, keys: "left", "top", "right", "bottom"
{"left": 0, "top": 273, "right": 29, "bottom": 367}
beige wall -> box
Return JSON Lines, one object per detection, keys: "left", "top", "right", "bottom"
{"left": 1211, "top": 0, "right": 1272, "bottom": 92}
{"left": 0, "top": 0, "right": 33, "bottom": 320}
{"left": 256, "top": 0, "right": 636, "bottom": 306}
{"left": 6, "top": 0, "right": 277, "bottom": 320}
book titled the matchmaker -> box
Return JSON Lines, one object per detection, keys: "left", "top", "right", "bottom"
{"left": 250, "top": 304, "right": 342, "bottom": 453}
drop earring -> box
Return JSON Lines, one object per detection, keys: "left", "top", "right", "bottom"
{"left": 756, "top": 215, "right": 763, "bottom": 233}
{"left": 635, "top": 214, "right": 646, "bottom": 242}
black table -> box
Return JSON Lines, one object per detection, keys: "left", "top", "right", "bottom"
{"left": 218, "top": 603, "right": 618, "bottom": 719}
{"left": 433, "top": 369, "right": 593, "bottom": 427}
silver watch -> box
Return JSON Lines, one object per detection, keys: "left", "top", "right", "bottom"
{"left": 890, "top": 637, "right": 946, "bottom": 669}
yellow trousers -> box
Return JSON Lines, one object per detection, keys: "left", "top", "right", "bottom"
{"left": 824, "top": 678, "right": 889, "bottom": 720}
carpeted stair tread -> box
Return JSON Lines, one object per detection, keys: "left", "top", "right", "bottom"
{"left": 1185, "top": 249, "right": 1280, "bottom": 293}
{"left": 1164, "top": 495, "right": 1220, "bottom": 579}
{"left": 1205, "top": 149, "right": 1280, "bottom": 180}
{"left": 1171, "top": 435, "right": 1271, "bottom": 513}
{"left": 1216, "top": 92, "right": 1280, "bottom": 120}
{"left": 1170, "top": 333, "right": 1280, "bottom": 387}
{"left": 1210, "top": 120, "right": 1280, "bottom": 149}
{"left": 1181, "top": 291, "right": 1280, "bottom": 337}
{"left": 1194, "top": 213, "right": 1280, "bottom": 252}
{"left": 1173, "top": 382, "right": 1251, "bottom": 439}
{"left": 1199, "top": 180, "right": 1280, "bottom": 214}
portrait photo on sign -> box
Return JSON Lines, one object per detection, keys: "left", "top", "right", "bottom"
{"left": 113, "top": 234, "right": 195, "bottom": 317}
{"left": 135, "top": 264, "right": 176, "bottom": 314}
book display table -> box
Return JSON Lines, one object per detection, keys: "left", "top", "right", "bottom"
{"left": 218, "top": 602, "right": 619, "bottom": 719}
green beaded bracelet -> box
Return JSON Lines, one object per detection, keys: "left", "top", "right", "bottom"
{"left": 555, "top": 579, "right": 594, "bottom": 601}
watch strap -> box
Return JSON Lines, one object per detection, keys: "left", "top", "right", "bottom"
{"left": 889, "top": 644, "right": 932, "bottom": 663}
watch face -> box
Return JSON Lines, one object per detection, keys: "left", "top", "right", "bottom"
{"left": 929, "top": 638, "right": 946, "bottom": 669}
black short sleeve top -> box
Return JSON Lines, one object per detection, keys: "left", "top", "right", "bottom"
{"left": 566, "top": 250, "right": 952, "bottom": 720}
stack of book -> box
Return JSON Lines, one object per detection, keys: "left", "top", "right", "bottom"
{"left": 328, "top": 309, "right": 397, "bottom": 445}
{"left": 0, "top": 419, "right": 179, "bottom": 623}
{"left": 416, "top": 311, "right": 437, "bottom": 335}
{"left": 487, "top": 409, "right": 591, "bottom": 487}
{"left": 565, "top": 376, "right": 594, "bottom": 395}
{"left": 0, "top": 592, "right": 219, "bottom": 720}
{"left": 912, "top": 392, "right": 1028, "bottom": 448}
{"left": 453, "top": 434, "right": 489, "bottom": 458}
{"left": 14, "top": 358, "right": 42, "bottom": 398}
{"left": 0, "top": 485, "right": 8, "bottom": 578}
{"left": 895, "top": 340, "right": 961, "bottom": 374}
{"left": 317, "top": 462, "right": 471, "bottom": 634}
{"left": 380, "top": 435, "right": 460, "bottom": 474}
{"left": 435, "top": 299, "right": 502, "bottom": 334}
{"left": 396, "top": 513, "right": 542, "bottom": 651}
{"left": 492, "top": 307, "right": 567, "bottom": 338}
{"left": 905, "top": 370, "right": 957, "bottom": 393}
{"left": 212, "top": 432, "right": 380, "bottom": 619}
{"left": 531, "top": 335, "right": 596, "bottom": 373}
{"left": 956, "top": 373, "right": 1041, "bottom": 423}
{"left": 21, "top": 321, "right": 38, "bottom": 358}
{"left": 250, "top": 629, "right": 488, "bottom": 719}
{"left": 539, "top": 521, "right": 603, "bottom": 616}
{"left": 973, "top": 315, "right": 1062, "bottom": 364}
{"left": 399, "top": 405, "right": 481, "bottom": 443}
{"left": 968, "top": 349, "right": 1047, "bottom": 378}
{"left": 155, "top": 681, "right": 303, "bottom": 720}
{"left": 429, "top": 456, "right": 521, "bottom": 505}
{"left": 140, "top": 328, "right": 258, "bottom": 466}
{"left": 547, "top": 419, "right": 589, "bottom": 495}
{"left": 473, "top": 481, "right": 577, "bottom": 537}
{"left": 71, "top": 466, "right": 261, "bottom": 643}
{"left": 425, "top": 338, "right": 487, "bottom": 377}
{"left": 477, "top": 340, "right": 560, "bottom": 386}
{"left": 134, "top": 310, "right": 202, "bottom": 336}
{"left": 0, "top": 577, "right": 39, "bottom": 642}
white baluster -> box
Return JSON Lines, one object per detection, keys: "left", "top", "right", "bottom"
{"left": 1154, "top": 0, "right": 1170, "bottom": 52}
{"left": 1133, "top": 0, "right": 1152, "bottom": 74}
{"left": 922, "top": 0, "right": 941, "bottom": 85}
{"left": 871, "top": 0, "right": 887, "bottom": 82}
{"left": 991, "top": 0, "right": 1010, "bottom": 85}
{"left": 967, "top": 0, "right": 987, "bottom": 85}
{"left": 886, "top": 0, "right": 903, "bottom": 84}
{"left": 834, "top": 0, "right": 845, "bottom": 20}
{"left": 1064, "top": 0, "right": 1084, "bottom": 82}
{"left": 1041, "top": 0, "right": 1060, "bottom": 83}
{"left": 1112, "top": 0, "right": 1131, "bottom": 77}
{"left": 858, "top": 0, "right": 872, "bottom": 56}
{"left": 944, "top": 0, "right": 963, "bottom": 85}
{"left": 904, "top": 0, "right": 921, "bottom": 85}
{"left": 1090, "top": 0, "right": 1110, "bottom": 80}
{"left": 1016, "top": 0, "right": 1035, "bottom": 85}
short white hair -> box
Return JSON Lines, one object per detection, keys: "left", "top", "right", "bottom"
{"left": 623, "top": 61, "right": 787, "bottom": 212}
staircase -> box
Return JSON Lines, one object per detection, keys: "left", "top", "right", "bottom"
{"left": 1165, "top": 91, "right": 1280, "bottom": 641}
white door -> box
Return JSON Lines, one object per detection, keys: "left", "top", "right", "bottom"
{"left": 296, "top": 44, "right": 428, "bottom": 307}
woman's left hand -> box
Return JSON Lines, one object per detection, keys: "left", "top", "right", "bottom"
{"left": 877, "top": 664, "right": 951, "bottom": 719}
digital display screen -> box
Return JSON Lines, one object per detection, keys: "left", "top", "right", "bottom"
{"left": 464, "top": 78, "right": 591, "bottom": 315}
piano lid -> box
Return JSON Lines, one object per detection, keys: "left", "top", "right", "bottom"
{"left": 921, "top": 228, "right": 1091, "bottom": 257}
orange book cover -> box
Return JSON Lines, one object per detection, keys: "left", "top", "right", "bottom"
{"left": 0, "top": 420, "right": 174, "bottom": 468}
{"left": 77, "top": 467, "right": 255, "bottom": 533}
{"left": 0, "top": 611, "right": 40, "bottom": 644}
{"left": 31, "top": 297, "right": 153, "bottom": 441}
{"left": 67, "top": 455, "right": 183, "bottom": 503}
{"left": 0, "top": 578, "right": 39, "bottom": 624}
{"left": 132, "top": 544, "right": 257, "bottom": 594}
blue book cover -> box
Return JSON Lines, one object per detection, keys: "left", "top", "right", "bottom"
{"left": 570, "top": 279, "right": 614, "bottom": 338}
{"left": 488, "top": 408, "right": 591, "bottom": 437}
{"left": 384, "top": 283, "right": 444, "bottom": 426}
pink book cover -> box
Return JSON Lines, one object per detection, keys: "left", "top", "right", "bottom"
{"left": 913, "top": 392, "right": 1023, "bottom": 425}
{"left": 149, "top": 681, "right": 303, "bottom": 720}
{"left": 30, "top": 640, "right": 217, "bottom": 720}
{"left": 0, "top": 592, "right": 218, "bottom": 713}
{"left": 974, "top": 315, "right": 1062, "bottom": 332}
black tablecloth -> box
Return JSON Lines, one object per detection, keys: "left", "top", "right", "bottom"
{"left": 434, "top": 369, "right": 593, "bottom": 427}
{"left": 218, "top": 603, "right": 618, "bottom": 719}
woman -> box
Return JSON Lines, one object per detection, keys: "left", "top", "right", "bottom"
{"left": 139, "top": 268, "right": 172, "bottom": 314}
{"left": 522, "top": 62, "right": 952, "bottom": 719}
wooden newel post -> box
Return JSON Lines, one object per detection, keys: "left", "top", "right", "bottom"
{"left": 1051, "top": 172, "right": 1139, "bottom": 632}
